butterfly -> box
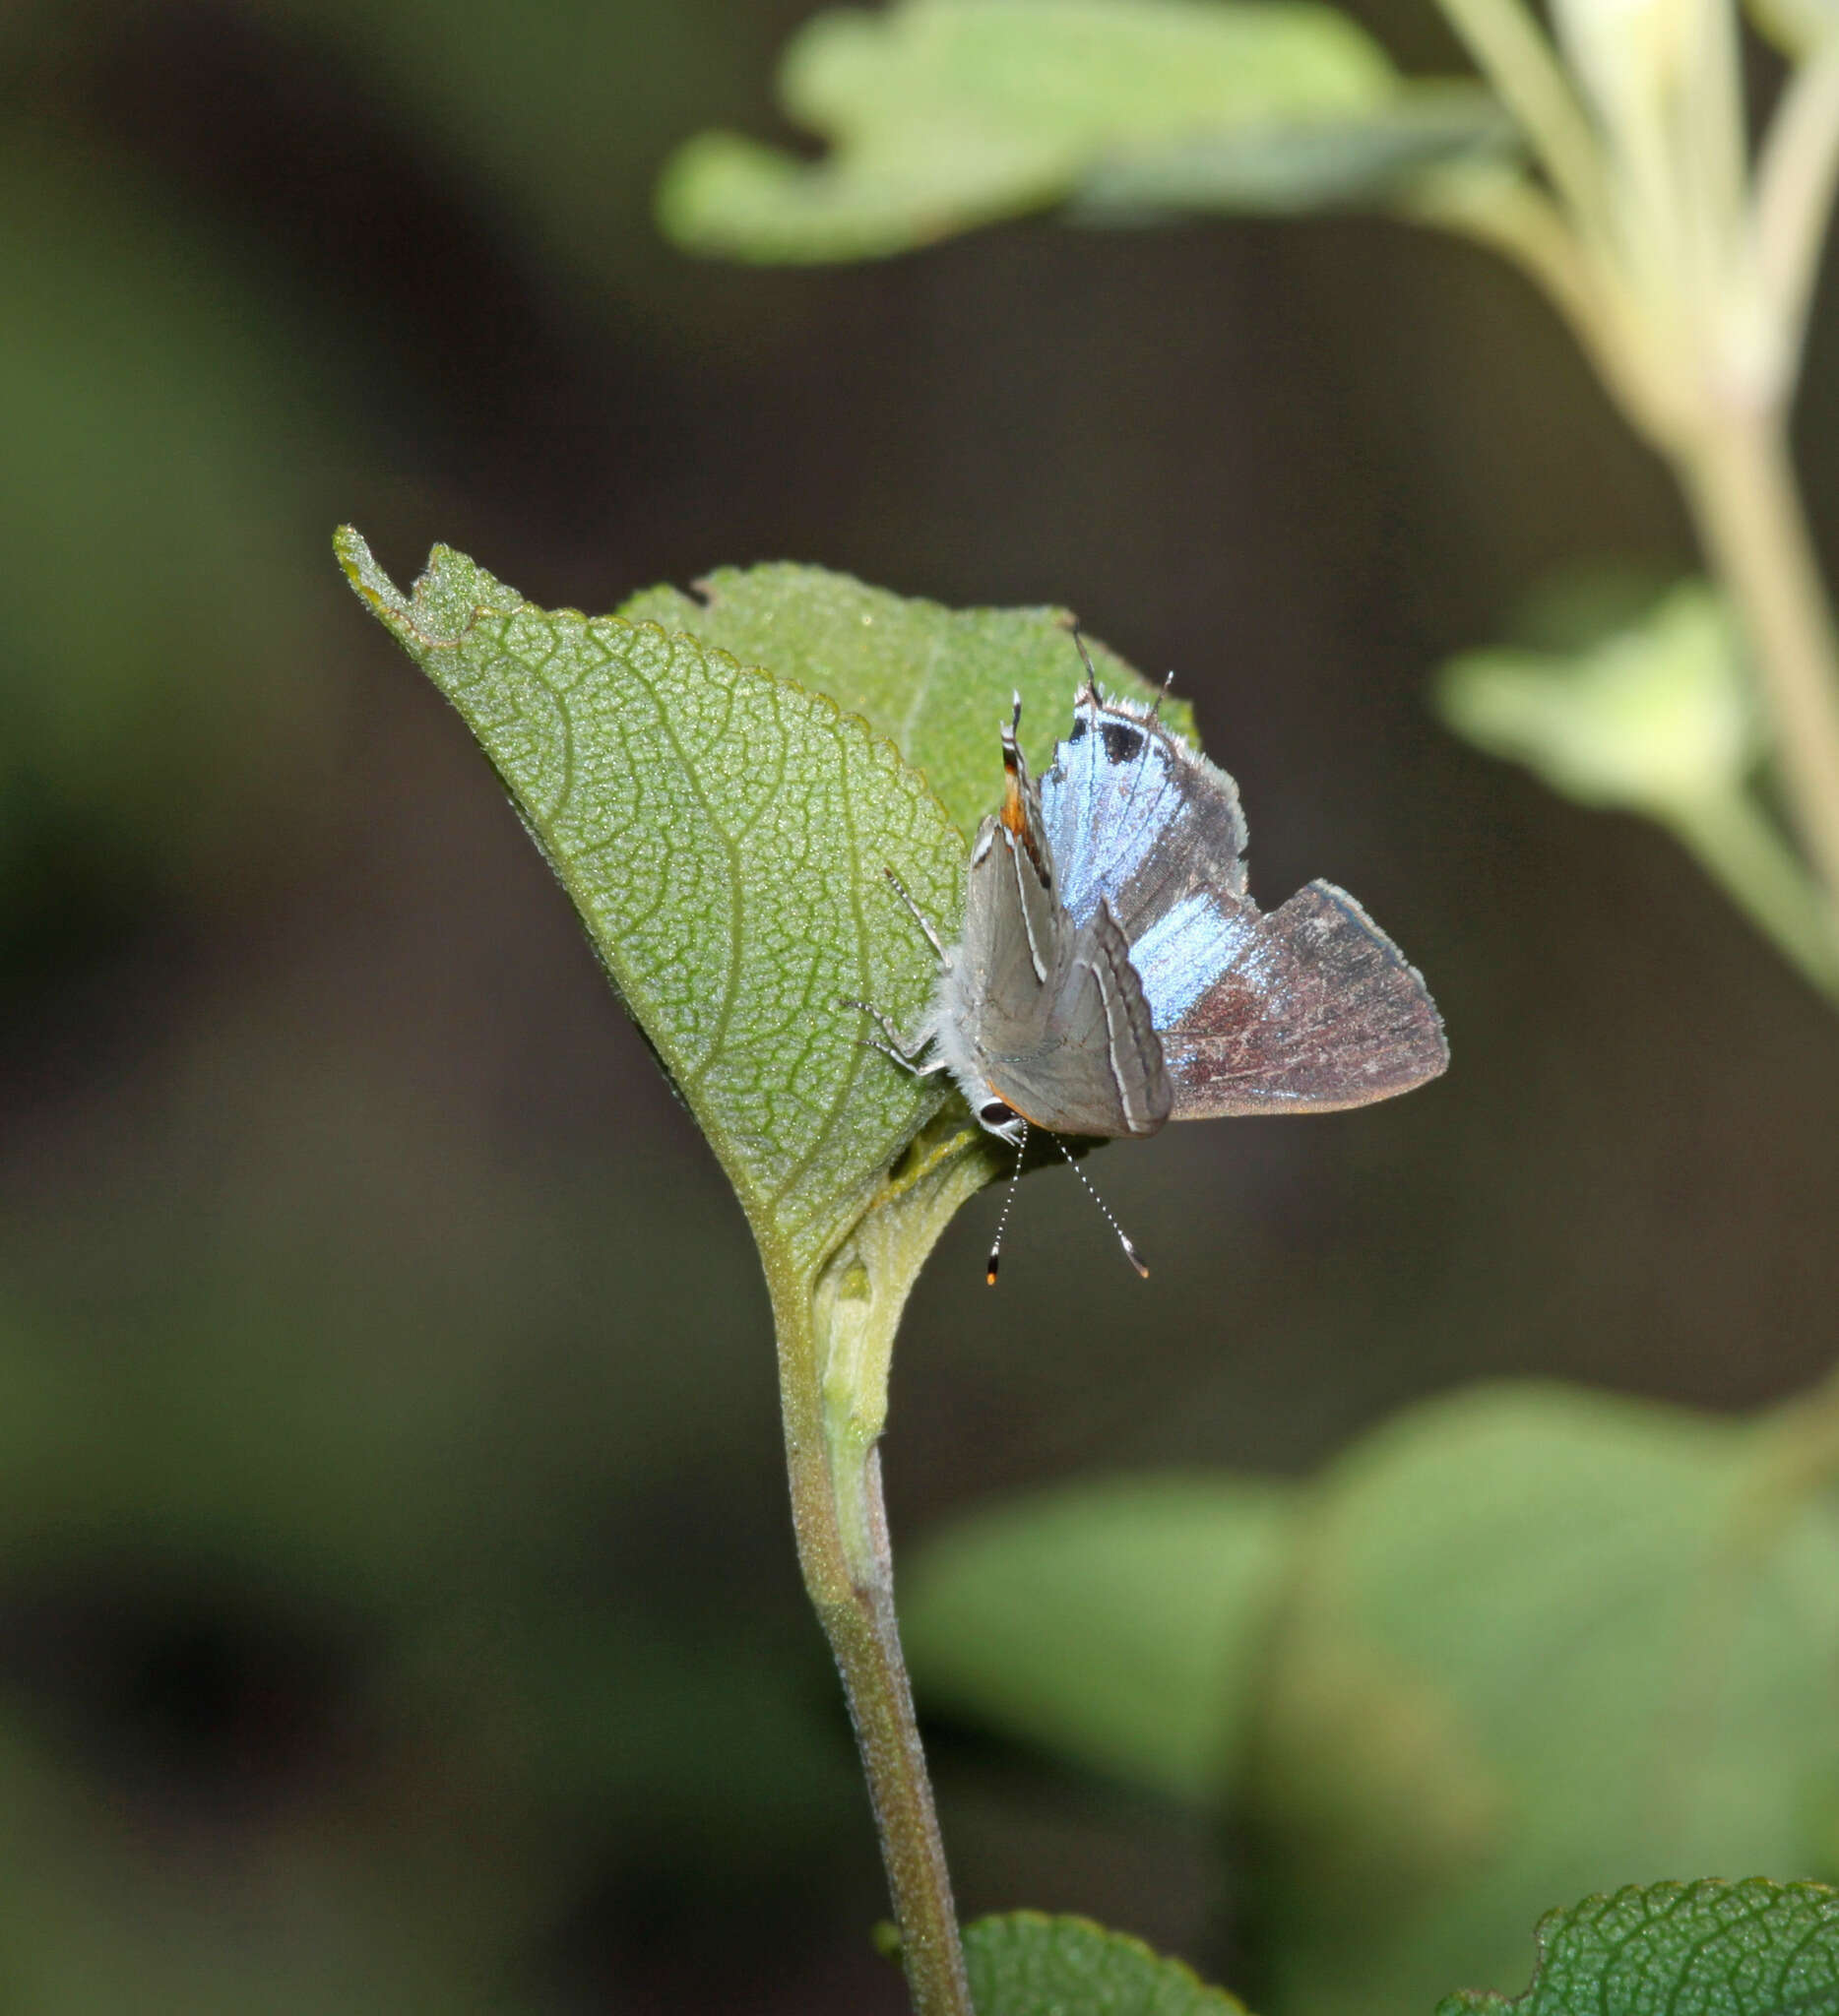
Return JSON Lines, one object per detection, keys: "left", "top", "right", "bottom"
{"left": 859, "top": 643, "right": 1448, "bottom": 1277}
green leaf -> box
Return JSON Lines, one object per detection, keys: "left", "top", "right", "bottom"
{"left": 1434, "top": 580, "right": 1753, "bottom": 821}
{"left": 904, "top": 1475, "right": 1296, "bottom": 1804}
{"left": 1438, "top": 1878, "right": 1839, "bottom": 2016}
{"left": 335, "top": 539, "right": 1176, "bottom": 1340}
{"left": 964, "top": 1912, "right": 1247, "bottom": 2015}
{"left": 337, "top": 531, "right": 975, "bottom": 1286}
{"left": 1247, "top": 1383, "right": 1839, "bottom": 2016}
{"left": 1434, "top": 576, "right": 1839, "bottom": 999}
{"left": 1068, "top": 86, "right": 1514, "bottom": 220}
{"left": 657, "top": 0, "right": 1486, "bottom": 264}
{"left": 619, "top": 562, "right": 1189, "bottom": 843}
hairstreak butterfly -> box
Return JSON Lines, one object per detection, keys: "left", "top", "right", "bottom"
{"left": 857, "top": 640, "right": 1448, "bottom": 1278}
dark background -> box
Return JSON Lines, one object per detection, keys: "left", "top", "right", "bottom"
{"left": 3, "top": 1, "right": 1837, "bottom": 2008}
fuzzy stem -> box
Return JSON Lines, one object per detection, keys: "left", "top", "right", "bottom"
{"left": 771, "top": 1258, "right": 971, "bottom": 2016}
{"left": 1678, "top": 407, "right": 1839, "bottom": 940}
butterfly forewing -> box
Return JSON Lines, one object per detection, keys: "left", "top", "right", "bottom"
{"left": 1040, "top": 691, "right": 1247, "bottom": 939}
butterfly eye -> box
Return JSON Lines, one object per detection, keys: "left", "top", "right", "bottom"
{"left": 978, "top": 1100, "right": 1018, "bottom": 1129}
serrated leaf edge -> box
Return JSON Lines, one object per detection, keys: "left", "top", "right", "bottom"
{"left": 1434, "top": 1876, "right": 1839, "bottom": 2016}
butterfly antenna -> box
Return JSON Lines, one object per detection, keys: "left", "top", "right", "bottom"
{"left": 1149, "top": 667, "right": 1175, "bottom": 722}
{"left": 1053, "top": 1136, "right": 1150, "bottom": 1279}
{"left": 985, "top": 1122, "right": 1028, "bottom": 1286}
{"left": 1071, "top": 624, "right": 1101, "bottom": 696}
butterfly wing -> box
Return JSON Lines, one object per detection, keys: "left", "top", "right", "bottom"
{"left": 991, "top": 896, "right": 1173, "bottom": 1138}
{"left": 1155, "top": 880, "right": 1448, "bottom": 1116}
{"left": 1040, "top": 687, "right": 1247, "bottom": 938}
{"left": 938, "top": 804, "right": 1172, "bottom": 1139}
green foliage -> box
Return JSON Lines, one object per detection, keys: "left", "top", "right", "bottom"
{"left": 619, "top": 563, "right": 1189, "bottom": 843}
{"left": 904, "top": 1476, "right": 1295, "bottom": 1804}
{"left": 339, "top": 533, "right": 959, "bottom": 1282}
{"left": 1250, "top": 1386, "right": 1839, "bottom": 2016}
{"left": 338, "top": 537, "right": 1177, "bottom": 1304}
{"left": 907, "top": 1385, "right": 1839, "bottom": 2016}
{"left": 1436, "top": 579, "right": 1839, "bottom": 996}
{"left": 1070, "top": 85, "right": 1511, "bottom": 220}
{"left": 1439, "top": 1878, "right": 1839, "bottom": 2016}
{"left": 1435, "top": 581, "right": 1752, "bottom": 821}
{"left": 963, "top": 1912, "right": 1245, "bottom": 2016}
{"left": 657, "top": 0, "right": 1507, "bottom": 263}
{"left": 957, "top": 1879, "right": 1839, "bottom": 2016}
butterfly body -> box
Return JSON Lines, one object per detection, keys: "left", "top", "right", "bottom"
{"left": 911, "top": 677, "right": 1447, "bottom": 1146}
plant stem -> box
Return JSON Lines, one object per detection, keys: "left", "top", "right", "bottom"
{"left": 1430, "top": 0, "right": 1610, "bottom": 236}
{"left": 1755, "top": 41, "right": 1839, "bottom": 376}
{"left": 1679, "top": 407, "right": 1839, "bottom": 938}
{"left": 1671, "top": 789, "right": 1839, "bottom": 1001}
{"left": 771, "top": 1261, "right": 971, "bottom": 2016}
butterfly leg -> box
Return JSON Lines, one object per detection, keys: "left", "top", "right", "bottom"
{"left": 847, "top": 866, "right": 950, "bottom": 1078}
{"left": 838, "top": 996, "right": 937, "bottom": 1077}
{"left": 882, "top": 867, "right": 951, "bottom": 968}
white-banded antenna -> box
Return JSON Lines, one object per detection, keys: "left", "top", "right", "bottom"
{"left": 1053, "top": 1135, "right": 1150, "bottom": 1279}
{"left": 985, "top": 1122, "right": 1029, "bottom": 1286}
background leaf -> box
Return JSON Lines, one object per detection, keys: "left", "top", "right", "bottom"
{"left": 620, "top": 562, "right": 1187, "bottom": 843}
{"left": 1434, "top": 581, "right": 1753, "bottom": 821}
{"left": 904, "top": 1475, "right": 1296, "bottom": 1804}
{"left": 337, "top": 532, "right": 966, "bottom": 1280}
{"left": 656, "top": 0, "right": 1497, "bottom": 263}
{"left": 1068, "top": 87, "right": 1512, "bottom": 220}
{"left": 963, "top": 1911, "right": 1246, "bottom": 2016}
{"left": 1248, "top": 1384, "right": 1839, "bottom": 2016}
{"left": 1435, "top": 577, "right": 1838, "bottom": 996}
{"left": 1439, "top": 1878, "right": 1839, "bottom": 2016}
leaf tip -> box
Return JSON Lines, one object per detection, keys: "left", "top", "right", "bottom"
{"left": 332, "top": 524, "right": 406, "bottom": 620}
{"left": 655, "top": 131, "right": 800, "bottom": 262}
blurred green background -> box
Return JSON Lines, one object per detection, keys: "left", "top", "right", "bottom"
{"left": 5, "top": 1, "right": 1839, "bottom": 2009}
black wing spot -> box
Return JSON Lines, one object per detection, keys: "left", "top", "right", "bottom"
{"left": 1066, "top": 717, "right": 1089, "bottom": 742}
{"left": 1100, "top": 720, "right": 1144, "bottom": 766}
